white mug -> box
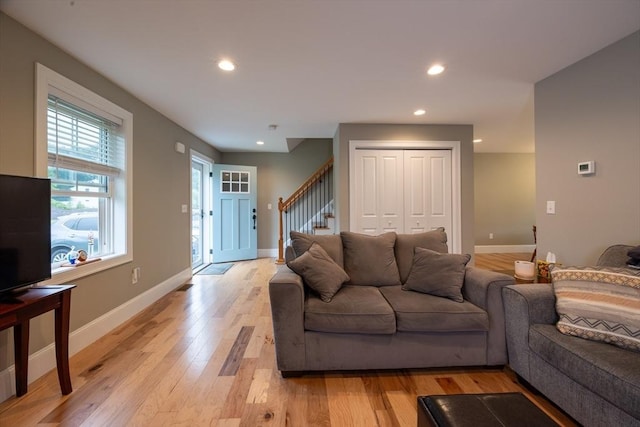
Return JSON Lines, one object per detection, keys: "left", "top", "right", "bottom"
{"left": 515, "top": 260, "right": 536, "bottom": 280}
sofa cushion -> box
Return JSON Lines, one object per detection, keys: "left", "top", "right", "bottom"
{"left": 529, "top": 323, "right": 640, "bottom": 420}
{"left": 290, "top": 231, "right": 344, "bottom": 267}
{"left": 305, "top": 285, "right": 396, "bottom": 334}
{"left": 341, "top": 231, "right": 401, "bottom": 286}
{"left": 402, "top": 248, "right": 471, "bottom": 302}
{"left": 379, "top": 286, "right": 488, "bottom": 332}
{"left": 286, "top": 242, "right": 349, "bottom": 303}
{"left": 552, "top": 266, "right": 640, "bottom": 352}
{"left": 395, "top": 228, "right": 448, "bottom": 283}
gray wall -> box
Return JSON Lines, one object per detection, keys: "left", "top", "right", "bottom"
{"left": 221, "top": 139, "right": 333, "bottom": 250}
{"left": 474, "top": 153, "right": 536, "bottom": 246}
{"left": 535, "top": 31, "right": 640, "bottom": 265}
{"left": 334, "top": 123, "right": 475, "bottom": 257}
{"left": 0, "top": 13, "right": 220, "bottom": 368}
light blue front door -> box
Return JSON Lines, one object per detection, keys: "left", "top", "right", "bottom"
{"left": 212, "top": 164, "right": 257, "bottom": 262}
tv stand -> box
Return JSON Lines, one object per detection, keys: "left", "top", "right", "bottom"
{"left": 0, "top": 284, "right": 76, "bottom": 397}
{"left": 0, "top": 288, "right": 30, "bottom": 304}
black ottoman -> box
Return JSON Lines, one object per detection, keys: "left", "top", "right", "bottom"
{"left": 417, "top": 393, "right": 560, "bottom": 427}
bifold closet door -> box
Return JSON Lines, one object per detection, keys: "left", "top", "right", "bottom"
{"left": 351, "top": 149, "right": 452, "bottom": 236}
{"left": 352, "top": 150, "right": 404, "bottom": 235}
{"left": 404, "top": 150, "right": 452, "bottom": 235}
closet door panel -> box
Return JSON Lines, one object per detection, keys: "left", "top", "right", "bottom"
{"left": 404, "top": 150, "right": 452, "bottom": 235}
{"left": 404, "top": 151, "right": 428, "bottom": 233}
{"left": 426, "top": 150, "right": 452, "bottom": 233}
{"left": 355, "top": 152, "right": 379, "bottom": 234}
{"left": 352, "top": 150, "right": 403, "bottom": 234}
{"left": 379, "top": 152, "right": 404, "bottom": 233}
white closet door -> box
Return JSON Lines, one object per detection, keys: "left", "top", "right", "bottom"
{"left": 404, "top": 150, "right": 452, "bottom": 235}
{"left": 352, "top": 149, "right": 404, "bottom": 235}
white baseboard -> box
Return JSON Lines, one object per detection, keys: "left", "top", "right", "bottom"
{"left": 0, "top": 267, "right": 192, "bottom": 403}
{"left": 258, "top": 248, "right": 278, "bottom": 258}
{"left": 474, "top": 244, "right": 535, "bottom": 254}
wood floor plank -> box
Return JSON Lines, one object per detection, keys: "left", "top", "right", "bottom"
{"left": 218, "top": 326, "right": 255, "bottom": 376}
{"left": 325, "top": 374, "right": 379, "bottom": 426}
{"left": 0, "top": 256, "right": 578, "bottom": 427}
{"left": 219, "top": 357, "right": 259, "bottom": 419}
{"left": 435, "top": 376, "right": 464, "bottom": 394}
{"left": 189, "top": 375, "right": 235, "bottom": 426}
{"left": 385, "top": 390, "right": 416, "bottom": 427}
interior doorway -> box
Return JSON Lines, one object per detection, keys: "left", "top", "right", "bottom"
{"left": 191, "top": 151, "right": 213, "bottom": 270}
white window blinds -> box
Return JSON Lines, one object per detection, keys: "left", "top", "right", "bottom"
{"left": 47, "top": 94, "right": 125, "bottom": 177}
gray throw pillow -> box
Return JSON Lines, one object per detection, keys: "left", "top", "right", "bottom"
{"left": 340, "top": 231, "right": 401, "bottom": 286}
{"left": 287, "top": 242, "right": 349, "bottom": 302}
{"left": 290, "top": 231, "right": 344, "bottom": 267}
{"left": 402, "top": 247, "right": 471, "bottom": 302}
{"left": 395, "top": 228, "right": 448, "bottom": 283}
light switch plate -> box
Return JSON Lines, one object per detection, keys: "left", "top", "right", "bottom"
{"left": 546, "top": 201, "right": 556, "bottom": 214}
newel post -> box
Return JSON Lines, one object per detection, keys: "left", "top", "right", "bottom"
{"left": 276, "top": 197, "right": 285, "bottom": 264}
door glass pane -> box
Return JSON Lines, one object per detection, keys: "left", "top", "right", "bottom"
{"left": 220, "top": 170, "right": 250, "bottom": 194}
{"left": 191, "top": 163, "right": 203, "bottom": 267}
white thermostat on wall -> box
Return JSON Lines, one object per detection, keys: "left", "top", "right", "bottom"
{"left": 577, "top": 161, "right": 595, "bottom": 175}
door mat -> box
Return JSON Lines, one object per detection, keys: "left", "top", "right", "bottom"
{"left": 197, "top": 263, "right": 234, "bottom": 275}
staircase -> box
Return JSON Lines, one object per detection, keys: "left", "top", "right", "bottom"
{"left": 313, "top": 212, "right": 335, "bottom": 235}
{"left": 277, "top": 157, "right": 334, "bottom": 264}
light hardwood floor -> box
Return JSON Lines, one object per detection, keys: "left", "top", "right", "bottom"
{"left": 0, "top": 255, "right": 575, "bottom": 426}
{"left": 475, "top": 252, "right": 532, "bottom": 271}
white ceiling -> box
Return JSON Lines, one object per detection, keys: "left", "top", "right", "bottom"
{"left": 2, "top": 1, "right": 639, "bottom": 153}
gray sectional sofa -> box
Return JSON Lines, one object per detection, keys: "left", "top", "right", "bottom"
{"left": 503, "top": 245, "right": 640, "bottom": 427}
{"left": 268, "top": 229, "right": 515, "bottom": 375}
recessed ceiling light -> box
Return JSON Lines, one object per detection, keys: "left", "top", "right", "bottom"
{"left": 256, "top": 140, "right": 265, "bottom": 145}
{"left": 427, "top": 64, "right": 445, "bottom": 76}
{"left": 414, "top": 109, "right": 426, "bottom": 116}
{"left": 218, "top": 59, "right": 236, "bottom": 71}
{"left": 473, "top": 139, "right": 483, "bottom": 143}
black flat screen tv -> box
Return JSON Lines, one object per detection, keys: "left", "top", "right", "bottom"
{"left": 0, "top": 174, "right": 51, "bottom": 295}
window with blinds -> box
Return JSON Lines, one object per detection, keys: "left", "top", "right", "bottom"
{"left": 47, "top": 94, "right": 125, "bottom": 182}
{"left": 35, "top": 64, "right": 133, "bottom": 283}
{"left": 37, "top": 63, "right": 132, "bottom": 280}
{"left": 47, "top": 95, "right": 123, "bottom": 263}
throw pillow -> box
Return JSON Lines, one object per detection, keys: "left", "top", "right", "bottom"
{"left": 290, "top": 231, "right": 344, "bottom": 267}
{"left": 552, "top": 266, "right": 640, "bottom": 352}
{"left": 402, "top": 247, "right": 471, "bottom": 302}
{"left": 287, "top": 242, "right": 350, "bottom": 302}
{"left": 340, "top": 231, "right": 401, "bottom": 286}
{"left": 395, "top": 228, "right": 448, "bottom": 283}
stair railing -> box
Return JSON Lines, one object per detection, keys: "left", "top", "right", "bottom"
{"left": 277, "top": 156, "right": 334, "bottom": 264}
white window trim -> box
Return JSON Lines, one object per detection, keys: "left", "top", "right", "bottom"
{"left": 35, "top": 63, "right": 133, "bottom": 284}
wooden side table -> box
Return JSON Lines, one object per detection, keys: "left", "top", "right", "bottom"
{"left": 0, "top": 284, "right": 75, "bottom": 397}
{"left": 496, "top": 270, "right": 551, "bottom": 284}
{"left": 514, "top": 275, "right": 551, "bottom": 284}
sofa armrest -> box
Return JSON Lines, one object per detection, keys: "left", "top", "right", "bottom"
{"left": 463, "top": 267, "right": 515, "bottom": 365}
{"left": 502, "top": 284, "right": 558, "bottom": 382}
{"left": 268, "top": 265, "right": 307, "bottom": 371}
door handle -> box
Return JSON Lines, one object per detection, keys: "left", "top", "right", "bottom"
{"left": 252, "top": 208, "right": 257, "bottom": 229}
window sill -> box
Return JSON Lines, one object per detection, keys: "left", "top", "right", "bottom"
{"left": 42, "top": 253, "right": 132, "bottom": 285}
